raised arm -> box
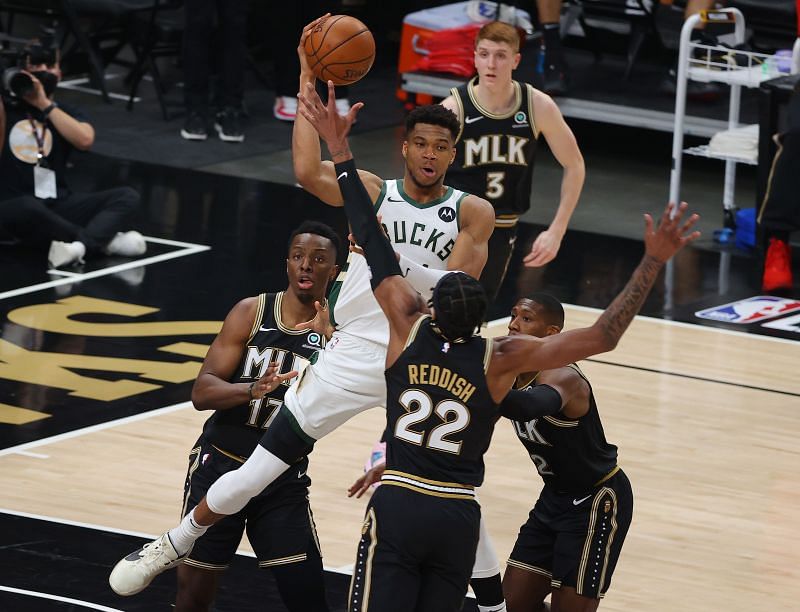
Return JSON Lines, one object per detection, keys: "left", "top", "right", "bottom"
{"left": 488, "top": 202, "right": 700, "bottom": 400}
{"left": 523, "top": 89, "right": 584, "bottom": 267}
{"left": 24, "top": 72, "right": 94, "bottom": 150}
{"left": 292, "top": 17, "right": 382, "bottom": 206}
{"left": 447, "top": 194, "right": 494, "bottom": 277}
{"left": 191, "top": 298, "right": 295, "bottom": 411}
{"left": 297, "top": 80, "right": 426, "bottom": 365}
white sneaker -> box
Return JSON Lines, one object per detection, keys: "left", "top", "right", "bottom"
{"left": 109, "top": 532, "right": 188, "bottom": 596}
{"left": 106, "top": 231, "right": 147, "bottom": 257}
{"left": 48, "top": 240, "right": 85, "bottom": 268}
{"left": 274, "top": 96, "right": 297, "bottom": 122}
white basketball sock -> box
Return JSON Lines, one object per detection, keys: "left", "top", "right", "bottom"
{"left": 477, "top": 604, "right": 507, "bottom": 612}
{"left": 167, "top": 509, "right": 207, "bottom": 555}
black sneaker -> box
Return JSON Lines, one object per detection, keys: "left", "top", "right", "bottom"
{"left": 214, "top": 108, "right": 245, "bottom": 143}
{"left": 180, "top": 112, "right": 208, "bottom": 141}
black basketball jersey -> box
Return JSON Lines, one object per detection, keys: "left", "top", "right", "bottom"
{"left": 447, "top": 77, "right": 539, "bottom": 217}
{"left": 383, "top": 316, "right": 499, "bottom": 495}
{"left": 202, "top": 292, "right": 326, "bottom": 458}
{"left": 511, "top": 365, "right": 618, "bottom": 494}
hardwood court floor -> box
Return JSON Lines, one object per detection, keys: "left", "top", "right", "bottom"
{"left": 2, "top": 308, "right": 797, "bottom": 611}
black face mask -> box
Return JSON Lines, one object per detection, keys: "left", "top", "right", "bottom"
{"left": 31, "top": 70, "right": 58, "bottom": 98}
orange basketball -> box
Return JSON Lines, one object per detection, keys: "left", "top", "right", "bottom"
{"left": 304, "top": 15, "right": 375, "bottom": 86}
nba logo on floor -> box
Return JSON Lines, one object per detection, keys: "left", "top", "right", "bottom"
{"left": 695, "top": 296, "right": 800, "bottom": 324}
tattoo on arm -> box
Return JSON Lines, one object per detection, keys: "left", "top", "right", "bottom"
{"left": 597, "top": 255, "right": 663, "bottom": 346}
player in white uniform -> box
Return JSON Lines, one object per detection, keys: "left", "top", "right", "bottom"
{"left": 109, "top": 16, "right": 495, "bottom": 599}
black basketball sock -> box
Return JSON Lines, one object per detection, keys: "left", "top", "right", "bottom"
{"left": 541, "top": 23, "right": 564, "bottom": 64}
{"left": 471, "top": 573, "right": 506, "bottom": 610}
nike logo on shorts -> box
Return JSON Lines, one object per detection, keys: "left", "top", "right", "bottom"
{"left": 573, "top": 494, "right": 592, "bottom": 506}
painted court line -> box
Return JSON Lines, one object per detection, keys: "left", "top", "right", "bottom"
{"left": 0, "top": 508, "right": 351, "bottom": 576}
{"left": 0, "top": 586, "right": 123, "bottom": 611}
{"left": 0, "top": 236, "right": 209, "bottom": 301}
{"left": 13, "top": 450, "right": 49, "bottom": 459}
{"left": 0, "top": 401, "right": 193, "bottom": 458}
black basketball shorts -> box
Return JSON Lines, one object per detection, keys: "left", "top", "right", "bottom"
{"left": 349, "top": 483, "right": 481, "bottom": 612}
{"left": 181, "top": 435, "right": 319, "bottom": 570}
{"left": 507, "top": 469, "right": 633, "bottom": 599}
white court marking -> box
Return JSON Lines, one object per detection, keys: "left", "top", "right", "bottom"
{"left": 12, "top": 450, "right": 49, "bottom": 459}
{"left": 0, "top": 236, "right": 209, "bottom": 301}
{"left": 0, "top": 586, "right": 124, "bottom": 611}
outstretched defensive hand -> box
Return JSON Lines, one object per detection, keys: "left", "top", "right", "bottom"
{"left": 645, "top": 201, "right": 700, "bottom": 263}
{"left": 297, "top": 80, "right": 363, "bottom": 151}
{"left": 251, "top": 361, "right": 298, "bottom": 400}
{"left": 347, "top": 463, "right": 385, "bottom": 498}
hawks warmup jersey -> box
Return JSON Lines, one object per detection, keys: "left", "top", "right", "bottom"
{"left": 448, "top": 77, "right": 539, "bottom": 218}
{"left": 383, "top": 316, "right": 499, "bottom": 493}
{"left": 511, "top": 365, "right": 618, "bottom": 494}
{"left": 202, "top": 292, "right": 325, "bottom": 458}
{"left": 327, "top": 181, "right": 463, "bottom": 345}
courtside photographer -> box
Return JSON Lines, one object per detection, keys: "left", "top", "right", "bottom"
{"left": 0, "top": 37, "right": 145, "bottom": 268}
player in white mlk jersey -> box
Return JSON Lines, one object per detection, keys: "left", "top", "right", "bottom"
{"left": 108, "top": 16, "right": 495, "bottom": 600}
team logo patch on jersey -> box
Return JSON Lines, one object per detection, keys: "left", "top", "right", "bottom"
{"left": 438, "top": 206, "right": 456, "bottom": 222}
{"left": 305, "top": 332, "right": 323, "bottom": 348}
{"left": 695, "top": 296, "right": 800, "bottom": 324}
{"left": 514, "top": 111, "right": 528, "bottom": 125}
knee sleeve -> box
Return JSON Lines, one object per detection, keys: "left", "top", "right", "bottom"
{"left": 205, "top": 445, "right": 290, "bottom": 515}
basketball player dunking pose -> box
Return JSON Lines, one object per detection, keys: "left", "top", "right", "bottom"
{"left": 442, "top": 21, "right": 585, "bottom": 307}
{"left": 293, "top": 80, "right": 697, "bottom": 611}
{"left": 108, "top": 16, "right": 495, "bottom": 598}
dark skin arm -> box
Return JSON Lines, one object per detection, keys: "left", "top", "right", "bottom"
{"left": 191, "top": 298, "right": 297, "bottom": 411}
{"left": 297, "top": 80, "right": 427, "bottom": 368}
{"left": 486, "top": 202, "right": 700, "bottom": 403}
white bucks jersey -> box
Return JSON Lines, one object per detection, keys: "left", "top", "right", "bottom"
{"left": 327, "top": 251, "right": 388, "bottom": 346}
{"left": 375, "top": 179, "right": 466, "bottom": 269}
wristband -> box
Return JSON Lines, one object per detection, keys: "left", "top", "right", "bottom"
{"left": 42, "top": 102, "right": 58, "bottom": 118}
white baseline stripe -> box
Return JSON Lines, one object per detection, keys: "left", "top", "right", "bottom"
{"left": 0, "top": 586, "right": 123, "bottom": 611}
{"left": 13, "top": 450, "right": 49, "bottom": 459}
{"left": 47, "top": 269, "right": 82, "bottom": 277}
{"left": 489, "top": 303, "right": 799, "bottom": 346}
{"left": 0, "top": 507, "right": 351, "bottom": 576}
{"left": 0, "top": 238, "right": 209, "bottom": 301}
{"left": 0, "top": 401, "right": 192, "bottom": 458}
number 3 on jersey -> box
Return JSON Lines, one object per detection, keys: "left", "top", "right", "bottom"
{"left": 394, "top": 389, "right": 470, "bottom": 454}
{"left": 486, "top": 171, "right": 506, "bottom": 199}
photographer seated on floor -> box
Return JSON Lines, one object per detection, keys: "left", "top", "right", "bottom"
{"left": 0, "top": 41, "right": 146, "bottom": 269}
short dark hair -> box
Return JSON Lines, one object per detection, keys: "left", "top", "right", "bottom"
{"left": 431, "top": 272, "right": 487, "bottom": 341}
{"left": 405, "top": 105, "right": 459, "bottom": 142}
{"left": 523, "top": 292, "right": 565, "bottom": 329}
{"left": 288, "top": 221, "right": 341, "bottom": 259}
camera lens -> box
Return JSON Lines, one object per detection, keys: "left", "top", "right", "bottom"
{"left": 2, "top": 68, "right": 34, "bottom": 98}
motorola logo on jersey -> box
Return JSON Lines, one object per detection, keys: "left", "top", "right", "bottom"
{"left": 438, "top": 207, "right": 456, "bottom": 222}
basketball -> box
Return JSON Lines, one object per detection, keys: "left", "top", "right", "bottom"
{"left": 304, "top": 15, "right": 375, "bottom": 86}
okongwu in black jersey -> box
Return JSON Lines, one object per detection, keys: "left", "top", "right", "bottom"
{"left": 202, "top": 292, "right": 325, "bottom": 459}
{"left": 510, "top": 364, "right": 618, "bottom": 494}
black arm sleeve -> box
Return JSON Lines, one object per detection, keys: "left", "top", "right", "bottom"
{"left": 499, "top": 385, "right": 564, "bottom": 421}
{"left": 334, "top": 158, "right": 402, "bottom": 288}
